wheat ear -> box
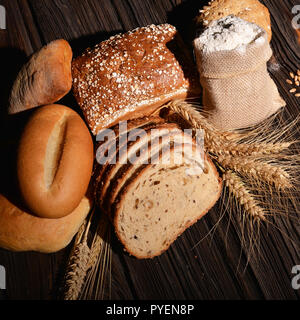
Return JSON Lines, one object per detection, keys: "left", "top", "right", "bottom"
{"left": 223, "top": 170, "right": 266, "bottom": 221}
{"left": 165, "top": 100, "right": 230, "bottom": 152}
{"left": 80, "top": 213, "right": 112, "bottom": 300}
{"left": 166, "top": 100, "right": 294, "bottom": 157}
{"left": 222, "top": 141, "right": 294, "bottom": 157}
{"left": 64, "top": 207, "right": 95, "bottom": 300}
{"left": 86, "top": 213, "right": 110, "bottom": 269}
{"left": 219, "top": 156, "right": 292, "bottom": 191}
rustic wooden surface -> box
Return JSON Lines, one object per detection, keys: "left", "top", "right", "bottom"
{"left": 0, "top": 0, "right": 299, "bottom": 300}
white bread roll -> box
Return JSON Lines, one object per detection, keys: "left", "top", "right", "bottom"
{"left": 0, "top": 192, "right": 92, "bottom": 253}
{"left": 17, "top": 104, "right": 94, "bottom": 219}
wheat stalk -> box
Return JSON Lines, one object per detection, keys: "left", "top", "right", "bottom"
{"left": 223, "top": 170, "right": 266, "bottom": 221}
{"left": 222, "top": 141, "right": 294, "bottom": 157}
{"left": 165, "top": 100, "right": 294, "bottom": 157}
{"left": 63, "top": 206, "right": 96, "bottom": 300}
{"left": 80, "top": 213, "right": 112, "bottom": 300}
{"left": 219, "top": 156, "right": 292, "bottom": 191}
{"left": 165, "top": 100, "right": 231, "bottom": 152}
{"left": 166, "top": 99, "right": 296, "bottom": 220}
{"left": 64, "top": 242, "right": 90, "bottom": 300}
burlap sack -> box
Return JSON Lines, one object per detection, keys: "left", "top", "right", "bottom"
{"left": 194, "top": 32, "right": 286, "bottom": 130}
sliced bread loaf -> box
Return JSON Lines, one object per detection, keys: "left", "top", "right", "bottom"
{"left": 97, "top": 122, "right": 182, "bottom": 210}
{"left": 93, "top": 116, "right": 164, "bottom": 194}
{"left": 102, "top": 130, "right": 199, "bottom": 216}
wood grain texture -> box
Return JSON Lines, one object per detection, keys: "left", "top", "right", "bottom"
{"left": 0, "top": 0, "right": 299, "bottom": 300}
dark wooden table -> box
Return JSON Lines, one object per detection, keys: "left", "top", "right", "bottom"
{"left": 0, "top": 0, "right": 299, "bottom": 300}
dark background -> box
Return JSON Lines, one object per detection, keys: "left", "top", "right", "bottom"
{"left": 0, "top": 0, "right": 299, "bottom": 300}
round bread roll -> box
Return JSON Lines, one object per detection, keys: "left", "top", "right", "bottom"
{"left": 17, "top": 104, "right": 94, "bottom": 219}
{"left": 0, "top": 192, "right": 92, "bottom": 253}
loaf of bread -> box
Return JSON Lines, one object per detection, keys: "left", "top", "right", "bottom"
{"left": 196, "top": 0, "right": 272, "bottom": 42}
{"left": 0, "top": 192, "right": 92, "bottom": 253}
{"left": 72, "top": 24, "right": 201, "bottom": 135}
{"left": 9, "top": 39, "right": 73, "bottom": 114}
{"left": 17, "top": 104, "right": 94, "bottom": 219}
{"left": 94, "top": 115, "right": 222, "bottom": 258}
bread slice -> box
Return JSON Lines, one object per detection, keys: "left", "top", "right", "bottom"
{"left": 112, "top": 150, "right": 221, "bottom": 259}
{"left": 102, "top": 131, "right": 198, "bottom": 216}
{"left": 97, "top": 122, "right": 182, "bottom": 209}
{"left": 93, "top": 116, "right": 164, "bottom": 193}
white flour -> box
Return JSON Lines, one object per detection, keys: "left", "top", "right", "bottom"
{"left": 195, "top": 15, "right": 265, "bottom": 53}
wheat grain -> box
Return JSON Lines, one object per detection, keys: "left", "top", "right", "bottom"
{"left": 223, "top": 171, "right": 266, "bottom": 221}
{"left": 290, "top": 88, "right": 297, "bottom": 93}
{"left": 219, "top": 156, "right": 292, "bottom": 190}
{"left": 286, "top": 79, "right": 293, "bottom": 85}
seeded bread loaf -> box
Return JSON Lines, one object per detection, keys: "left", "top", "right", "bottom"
{"left": 72, "top": 24, "right": 201, "bottom": 134}
{"left": 196, "top": 0, "right": 272, "bottom": 42}
{"left": 112, "top": 151, "right": 222, "bottom": 259}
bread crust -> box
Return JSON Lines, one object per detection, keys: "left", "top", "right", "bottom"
{"left": 9, "top": 39, "right": 73, "bottom": 114}
{"left": 196, "top": 0, "right": 272, "bottom": 42}
{"left": 72, "top": 24, "right": 201, "bottom": 134}
{"left": 17, "top": 104, "right": 94, "bottom": 219}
